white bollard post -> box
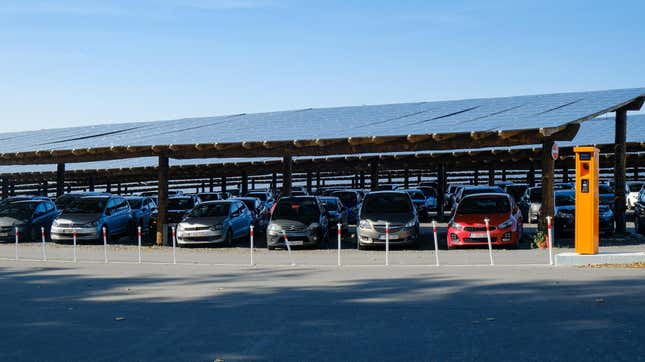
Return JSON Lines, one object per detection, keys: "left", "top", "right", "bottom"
{"left": 14, "top": 227, "right": 19, "bottom": 261}
{"left": 484, "top": 218, "right": 494, "bottom": 266}
{"left": 282, "top": 230, "right": 295, "bottom": 266}
{"left": 249, "top": 225, "right": 255, "bottom": 267}
{"left": 547, "top": 216, "right": 554, "bottom": 266}
{"left": 137, "top": 226, "right": 142, "bottom": 264}
{"left": 172, "top": 226, "right": 177, "bottom": 265}
{"left": 72, "top": 228, "right": 78, "bottom": 263}
{"left": 41, "top": 227, "right": 47, "bottom": 262}
{"left": 337, "top": 223, "right": 342, "bottom": 267}
{"left": 432, "top": 220, "right": 440, "bottom": 266}
{"left": 102, "top": 227, "right": 108, "bottom": 263}
{"left": 385, "top": 222, "right": 390, "bottom": 266}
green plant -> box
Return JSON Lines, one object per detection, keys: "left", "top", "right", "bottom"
{"left": 532, "top": 231, "right": 547, "bottom": 249}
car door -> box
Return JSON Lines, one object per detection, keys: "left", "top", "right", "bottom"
{"left": 31, "top": 202, "right": 49, "bottom": 234}
{"left": 103, "top": 198, "right": 118, "bottom": 233}
{"left": 116, "top": 198, "right": 132, "bottom": 233}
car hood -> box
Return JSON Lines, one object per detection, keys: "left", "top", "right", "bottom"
{"left": 453, "top": 213, "right": 509, "bottom": 226}
{"left": 361, "top": 213, "right": 414, "bottom": 225}
{"left": 182, "top": 216, "right": 227, "bottom": 226}
{"left": 270, "top": 219, "right": 313, "bottom": 230}
{"left": 0, "top": 217, "right": 27, "bottom": 227}
{"left": 57, "top": 213, "right": 101, "bottom": 224}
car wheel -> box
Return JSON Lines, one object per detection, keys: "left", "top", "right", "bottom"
{"left": 225, "top": 229, "right": 233, "bottom": 247}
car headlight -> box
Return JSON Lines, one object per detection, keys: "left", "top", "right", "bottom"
{"left": 449, "top": 222, "right": 464, "bottom": 231}
{"left": 498, "top": 219, "right": 513, "bottom": 229}
{"left": 267, "top": 223, "right": 281, "bottom": 234}
{"left": 404, "top": 220, "right": 416, "bottom": 228}
{"left": 82, "top": 221, "right": 99, "bottom": 228}
{"left": 209, "top": 224, "right": 223, "bottom": 231}
{"left": 358, "top": 220, "right": 372, "bottom": 230}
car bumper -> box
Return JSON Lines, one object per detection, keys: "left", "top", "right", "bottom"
{"left": 447, "top": 228, "right": 517, "bottom": 246}
{"left": 357, "top": 227, "right": 418, "bottom": 245}
{"left": 51, "top": 227, "right": 99, "bottom": 241}
{"left": 177, "top": 230, "right": 226, "bottom": 245}
{"left": 266, "top": 231, "right": 320, "bottom": 247}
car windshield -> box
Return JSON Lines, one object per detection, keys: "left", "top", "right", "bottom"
{"left": 320, "top": 198, "right": 340, "bottom": 211}
{"left": 406, "top": 191, "right": 425, "bottom": 200}
{"left": 199, "top": 194, "right": 220, "bottom": 202}
{"left": 598, "top": 184, "right": 613, "bottom": 194}
{"left": 462, "top": 188, "right": 502, "bottom": 198}
{"left": 247, "top": 192, "right": 268, "bottom": 201}
{"left": 506, "top": 185, "right": 527, "bottom": 200}
{"left": 127, "top": 199, "right": 143, "bottom": 209}
{"left": 628, "top": 183, "right": 643, "bottom": 192}
{"left": 332, "top": 192, "right": 357, "bottom": 207}
{"left": 273, "top": 199, "right": 320, "bottom": 224}
{"left": 55, "top": 195, "right": 80, "bottom": 209}
{"left": 457, "top": 197, "right": 510, "bottom": 214}
{"left": 240, "top": 199, "right": 256, "bottom": 211}
{"left": 362, "top": 194, "right": 412, "bottom": 214}
{"left": 418, "top": 187, "right": 436, "bottom": 197}
{"left": 529, "top": 188, "right": 542, "bottom": 202}
{"left": 189, "top": 203, "right": 230, "bottom": 218}
{"left": 168, "top": 198, "right": 195, "bottom": 210}
{"left": 0, "top": 202, "right": 38, "bottom": 219}
{"left": 65, "top": 198, "right": 107, "bottom": 214}
{"left": 555, "top": 194, "right": 575, "bottom": 206}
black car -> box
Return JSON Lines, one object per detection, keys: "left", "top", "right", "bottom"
{"left": 634, "top": 188, "right": 645, "bottom": 235}
{"left": 318, "top": 196, "right": 349, "bottom": 235}
{"left": 234, "top": 196, "right": 269, "bottom": 232}
{"left": 266, "top": 197, "right": 329, "bottom": 249}
{"left": 553, "top": 190, "right": 615, "bottom": 237}
{"left": 0, "top": 196, "right": 59, "bottom": 242}
{"left": 150, "top": 195, "right": 201, "bottom": 236}
{"left": 331, "top": 190, "right": 362, "bottom": 224}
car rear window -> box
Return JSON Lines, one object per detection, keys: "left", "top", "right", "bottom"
{"left": 320, "top": 198, "right": 340, "bottom": 211}
{"left": 462, "top": 188, "right": 502, "bottom": 197}
{"left": 199, "top": 194, "right": 220, "bottom": 202}
{"left": 458, "top": 197, "right": 510, "bottom": 214}
{"left": 555, "top": 193, "right": 575, "bottom": 206}
{"left": 332, "top": 192, "right": 357, "bottom": 207}
{"left": 168, "top": 198, "right": 195, "bottom": 210}
{"left": 599, "top": 185, "right": 613, "bottom": 194}
{"left": 362, "top": 194, "right": 412, "bottom": 214}
{"left": 418, "top": 187, "right": 436, "bottom": 197}
{"left": 247, "top": 192, "right": 267, "bottom": 201}
{"left": 406, "top": 190, "right": 425, "bottom": 200}
{"left": 127, "top": 199, "right": 143, "bottom": 209}
{"left": 240, "top": 199, "right": 257, "bottom": 211}
{"left": 628, "top": 183, "right": 643, "bottom": 192}
{"left": 273, "top": 199, "right": 320, "bottom": 224}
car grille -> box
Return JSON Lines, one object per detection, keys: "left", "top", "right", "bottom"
{"left": 180, "top": 236, "right": 217, "bottom": 242}
{"left": 182, "top": 226, "right": 211, "bottom": 231}
{"left": 374, "top": 225, "right": 403, "bottom": 233}
{"left": 464, "top": 237, "right": 497, "bottom": 243}
{"left": 0, "top": 226, "right": 14, "bottom": 232}
{"left": 55, "top": 223, "right": 86, "bottom": 228}
{"left": 464, "top": 226, "right": 496, "bottom": 232}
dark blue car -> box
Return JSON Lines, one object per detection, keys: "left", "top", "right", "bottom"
{"left": 0, "top": 196, "right": 59, "bottom": 242}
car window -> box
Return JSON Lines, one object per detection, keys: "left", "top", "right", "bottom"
{"left": 457, "top": 197, "right": 510, "bottom": 214}
{"left": 168, "top": 198, "right": 195, "bottom": 210}
{"left": 34, "top": 202, "right": 47, "bottom": 215}
{"left": 320, "top": 198, "right": 340, "bottom": 211}
{"left": 45, "top": 201, "right": 55, "bottom": 212}
{"left": 332, "top": 192, "right": 358, "bottom": 207}
{"left": 190, "top": 203, "right": 230, "bottom": 218}
{"left": 599, "top": 184, "right": 613, "bottom": 194}
{"left": 555, "top": 193, "right": 575, "bottom": 206}
{"left": 628, "top": 183, "right": 643, "bottom": 192}
{"left": 128, "top": 198, "right": 143, "bottom": 209}
{"left": 362, "top": 194, "right": 412, "bottom": 214}
{"left": 273, "top": 198, "right": 321, "bottom": 224}
{"left": 406, "top": 190, "right": 425, "bottom": 200}
{"left": 66, "top": 197, "right": 109, "bottom": 214}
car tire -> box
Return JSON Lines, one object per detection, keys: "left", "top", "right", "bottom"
{"left": 225, "top": 230, "right": 233, "bottom": 247}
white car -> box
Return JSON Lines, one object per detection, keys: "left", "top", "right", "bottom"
{"left": 626, "top": 182, "right": 644, "bottom": 209}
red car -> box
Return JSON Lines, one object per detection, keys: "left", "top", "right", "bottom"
{"left": 447, "top": 193, "right": 523, "bottom": 248}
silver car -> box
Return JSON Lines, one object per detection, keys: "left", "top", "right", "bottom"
{"left": 51, "top": 195, "right": 132, "bottom": 242}
{"left": 356, "top": 191, "right": 419, "bottom": 249}
{"left": 176, "top": 200, "right": 253, "bottom": 246}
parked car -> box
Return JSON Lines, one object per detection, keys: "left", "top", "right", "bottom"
{"left": 266, "top": 196, "right": 329, "bottom": 249}
{"left": 554, "top": 182, "right": 575, "bottom": 190}
{"left": 0, "top": 196, "right": 58, "bottom": 242}
{"left": 598, "top": 184, "right": 614, "bottom": 208}
{"left": 234, "top": 197, "right": 269, "bottom": 232}
{"left": 447, "top": 193, "right": 523, "bottom": 249}
{"left": 357, "top": 191, "right": 419, "bottom": 249}
{"left": 125, "top": 196, "right": 157, "bottom": 240}
{"left": 417, "top": 186, "right": 438, "bottom": 211}
{"left": 553, "top": 190, "right": 615, "bottom": 236}
{"left": 634, "top": 188, "right": 645, "bottom": 235}
{"left": 503, "top": 183, "right": 529, "bottom": 203}
{"left": 454, "top": 186, "right": 505, "bottom": 209}
{"left": 55, "top": 192, "right": 110, "bottom": 212}
{"left": 626, "top": 182, "right": 644, "bottom": 209}
{"left": 290, "top": 190, "right": 309, "bottom": 196}
{"left": 418, "top": 181, "right": 439, "bottom": 190}
{"left": 446, "top": 184, "right": 465, "bottom": 210}
{"left": 519, "top": 187, "right": 542, "bottom": 223}
{"left": 197, "top": 192, "right": 227, "bottom": 202}
{"left": 401, "top": 188, "right": 433, "bottom": 220}
{"left": 318, "top": 196, "right": 349, "bottom": 235}
{"left": 149, "top": 195, "right": 201, "bottom": 237}
{"left": 331, "top": 190, "right": 362, "bottom": 224}
{"left": 376, "top": 184, "right": 400, "bottom": 191}
{"left": 51, "top": 195, "right": 132, "bottom": 242}
{"left": 176, "top": 200, "right": 253, "bottom": 246}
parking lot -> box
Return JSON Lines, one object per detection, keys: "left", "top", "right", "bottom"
{"left": 2, "top": 251, "right": 645, "bottom": 361}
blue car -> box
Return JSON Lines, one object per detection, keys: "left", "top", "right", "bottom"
{"left": 0, "top": 196, "right": 59, "bottom": 242}
{"left": 125, "top": 196, "right": 157, "bottom": 240}
{"left": 331, "top": 190, "right": 362, "bottom": 224}
{"left": 319, "top": 196, "right": 349, "bottom": 235}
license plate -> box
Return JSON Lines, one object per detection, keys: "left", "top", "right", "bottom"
{"left": 470, "top": 232, "right": 488, "bottom": 238}
{"left": 63, "top": 229, "right": 74, "bottom": 234}
{"left": 379, "top": 234, "right": 400, "bottom": 240}
{"left": 287, "top": 240, "right": 304, "bottom": 246}
{"left": 0, "top": 233, "right": 8, "bottom": 237}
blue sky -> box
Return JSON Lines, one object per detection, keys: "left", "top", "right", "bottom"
{"left": 1, "top": 0, "right": 644, "bottom": 132}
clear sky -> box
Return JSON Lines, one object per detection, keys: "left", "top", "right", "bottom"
{"left": 1, "top": 0, "right": 644, "bottom": 132}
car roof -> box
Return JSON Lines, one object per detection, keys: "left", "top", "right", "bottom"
{"left": 461, "top": 192, "right": 511, "bottom": 200}
{"left": 201, "top": 200, "right": 233, "bottom": 204}
{"left": 365, "top": 191, "right": 407, "bottom": 196}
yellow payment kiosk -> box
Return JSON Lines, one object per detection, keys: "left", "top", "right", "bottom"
{"left": 574, "top": 146, "right": 599, "bottom": 254}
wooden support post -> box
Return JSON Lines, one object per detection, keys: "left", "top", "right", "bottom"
{"left": 306, "top": 172, "right": 313, "bottom": 194}
{"left": 201, "top": 181, "right": 205, "bottom": 193}
{"left": 66, "top": 184, "right": 72, "bottom": 193}
{"left": 241, "top": 171, "right": 249, "bottom": 196}
{"left": 272, "top": 172, "right": 278, "bottom": 191}
{"left": 404, "top": 168, "right": 410, "bottom": 189}
{"left": 635, "top": 166, "right": 640, "bottom": 181}
{"left": 315, "top": 172, "right": 321, "bottom": 192}
{"left": 221, "top": 176, "right": 227, "bottom": 193}
{"left": 614, "top": 109, "right": 627, "bottom": 234}
{"left": 360, "top": 171, "right": 366, "bottom": 189}
{"left": 528, "top": 164, "right": 536, "bottom": 187}
{"left": 501, "top": 167, "right": 507, "bottom": 182}
{"left": 56, "top": 163, "right": 65, "bottom": 197}
{"left": 117, "top": 183, "right": 122, "bottom": 195}
{"left": 282, "top": 156, "right": 293, "bottom": 196}
{"left": 540, "top": 140, "right": 555, "bottom": 232}
{"left": 209, "top": 177, "right": 214, "bottom": 192}
{"left": 1, "top": 178, "right": 8, "bottom": 200}
{"left": 42, "top": 179, "right": 49, "bottom": 197}
{"left": 437, "top": 163, "right": 446, "bottom": 220}
{"left": 488, "top": 167, "right": 495, "bottom": 186}
{"left": 387, "top": 172, "right": 392, "bottom": 184}
{"left": 10, "top": 182, "right": 15, "bottom": 196}
{"left": 156, "top": 155, "right": 169, "bottom": 246}
{"left": 105, "top": 177, "right": 112, "bottom": 194}
{"left": 473, "top": 169, "right": 480, "bottom": 186}
{"left": 251, "top": 177, "right": 256, "bottom": 191}
{"left": 370, "top": 161, "right": 379, "bottom": 191}
{"left": 88, "top": 176, "right": 95, "bottom": 192}
{"left": 562, "top": 166, "right": 569, "bottom": 183}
